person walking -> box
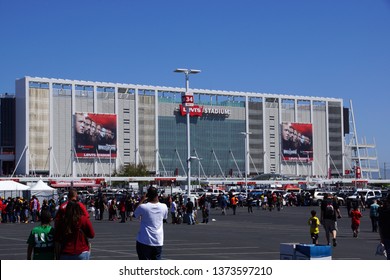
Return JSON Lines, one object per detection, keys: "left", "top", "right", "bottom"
{"left": 94, "top": 198, "right": 100, "bottom": 220}
{"left": 118, "top": 198, "right": 126, "bottom": 223}
{"left": 230, "top": 194, "right": 238, "bottom": 215}
{"left": 108, "top": 197, "right": 118, "bottom": 221}
{"left": 262, "top": 194, "right": 267, "bottom": 210}
{"left": 219, "top": 194, "right": 227, "bottom": 215}
{"left": 185, "top": 198, "right": 195, "bottom": 225}
{"left": 320, "top": 193, "right": 341, "bottom": 247}
{"left": 99, "top": 194, "right": 107, "bottom": 220}
{"left": 14, "top": 197, "right": 22, "bottom": 224}
{"left": 54, "top": 200, "right": 95, "bottom": 260}
{"left": 170, "top": 199, "right": 177, "bottom": 224}
{"left": 55, "top": 188, "right": 89, "bottom": 227}
{"left": 308, "top": 210, "right": 320, "bottom": 245}
{"left": 247, "top": 195, "right": 254, "bottom": 213}
{"left": 126, "top": 197, "right": 135, "bottom": 221}
{"left": 378, "top": 194, "right": 390, "bottom": 260}
{"left": 27, "top": 210, "right": 55, "bottom": 260}
{"left": 201, "top": 198, "right": 211, "bottom": 223}
{"left": 29, "top": 196, "right": 40, "bottom": 223}
{"left": 48, "top": 198, "right": 57, "bottom": 219}
{"left": 134, "top": 187, "right": 168, "bottom": 260}
{"left": 370, "top": 200, "right": 380, "bottom": 232}
{"left": 350, "top": 205, "right": 362, "bottom": 238}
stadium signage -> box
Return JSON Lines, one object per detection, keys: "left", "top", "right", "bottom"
{"left": 74, "top": 112, "right": 117, "bottom": 159}
{"left": 178, "top": 105, "right": 231, "bottom": 117}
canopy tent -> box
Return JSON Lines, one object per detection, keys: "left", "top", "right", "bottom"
{"left": 0, "top": 180, "right": 30, "bottom": 199}
{"left": 29, "top": 180, "right": 58, "bottom": 203}
{"left": 29, "top": 180, "right": 55, "bottom": 191}
{"left": 0, "top": 180, "right": 30, "bottom": 191}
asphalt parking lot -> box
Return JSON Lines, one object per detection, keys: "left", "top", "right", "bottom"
{"left": 0, "top": 205, "right": 385, "bottom": 260}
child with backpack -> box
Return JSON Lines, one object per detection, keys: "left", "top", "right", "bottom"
{"left": 320, "top": 194, "right": 342, "bottom": 247}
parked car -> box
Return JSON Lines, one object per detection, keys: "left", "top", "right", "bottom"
{"left": 334, "top": 190, "right": 355, "bottom": 200}
{"left": 312, "top": 191, "right": 345, "bottom": 206}
{"left": 347, "top": 189, "right": 382, "bottom": 207}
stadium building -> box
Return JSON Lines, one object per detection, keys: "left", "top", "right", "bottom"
{"left": 13, "top": 76, "right": 347, "bottom": 180}
{"left": 0, "top": 93, "right": 16, "bottom": 175}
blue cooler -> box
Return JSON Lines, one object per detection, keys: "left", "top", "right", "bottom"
{"left": 295, "top": 244, "right": 332, "bottom": 260}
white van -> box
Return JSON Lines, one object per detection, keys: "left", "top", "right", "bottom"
{"left": 347, "top": 189, "right": 382, "bottom": 207}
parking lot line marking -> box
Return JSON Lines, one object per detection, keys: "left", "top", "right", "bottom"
{"left": 163, "top": 251, "right": 279, "bottom": 257}
{"left": 164, "top": 246, "right": 259, "bottom": 251}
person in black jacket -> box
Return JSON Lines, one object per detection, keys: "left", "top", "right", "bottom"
{"left": 320, "top": 194, "right": 342, "bottom": 247}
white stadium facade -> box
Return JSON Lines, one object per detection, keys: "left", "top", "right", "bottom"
{"left": 12, "top": 76, "right": 351, "bottom": 184}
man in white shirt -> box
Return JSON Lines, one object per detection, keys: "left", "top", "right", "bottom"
{"left": 134, "top": 187, "right": 168, "bottom": 260}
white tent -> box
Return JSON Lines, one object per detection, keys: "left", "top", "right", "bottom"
{"left": 0, "top": 180, "right": 30, "bottom": 191}
{"left": 0, "top": 180, "right": 30, "bottom": 199}
{"left": 29, "top": 180, "right": 58, "bottom": 203}
{"left": 29, "top": 180, "right": 55, "bottom": 191}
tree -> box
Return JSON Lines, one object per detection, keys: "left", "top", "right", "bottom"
{"left": 111, "top": 163, "right": 150, "bottom": 188}
{"left": 114, "top": 163, "right": 150, "bottom": 177}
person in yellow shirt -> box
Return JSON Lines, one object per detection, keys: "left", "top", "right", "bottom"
{"left": 308, "top": 210, "right": 320, "bottom": 245}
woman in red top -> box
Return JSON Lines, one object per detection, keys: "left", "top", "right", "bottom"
{"left": 55, "top": 200, "right": 95, "bottom": 260}
{"left": 350, "top": 205, "right": 362, "bottom": 238}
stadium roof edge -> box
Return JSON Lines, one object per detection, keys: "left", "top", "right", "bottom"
{"left": 19, "top": 76, "right": 343, "bottom": 102}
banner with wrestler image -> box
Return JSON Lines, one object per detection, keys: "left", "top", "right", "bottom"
{"left": 74, "top": 112, "right": 117, "bottom": 158}
{"left": 281, "top": 122, "right": 313, "bottom": 161}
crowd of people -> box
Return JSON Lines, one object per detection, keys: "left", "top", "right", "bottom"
{"left": 214, "top": 190, "right": 313, "bottom": 214}
{"left": 0, "top": 196, "right": 56, "bottom": 224}
{"left": 2, "top": 186, "right": 390, "bottom": 260}
{"left": 304, "top": 192, "right": 390, "bottom": 260}
{"left": 3, "top": 187, "right": 212, "bottom": 260}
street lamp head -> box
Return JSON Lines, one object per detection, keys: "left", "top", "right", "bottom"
{"left": 189, "top": 69, "right": 201, "bottom": 74}
{"left": 188, "top": 156, "right": 202, "bottom": 162}
{"left": 174, "top": 68, "right": 201, "bottom": 74}
{"left": 240, "top": 131, "right": 252, "bottom": 136}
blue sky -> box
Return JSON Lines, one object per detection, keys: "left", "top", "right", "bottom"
{"left": 1, "top": 0, "right": 390, "bottom": 167}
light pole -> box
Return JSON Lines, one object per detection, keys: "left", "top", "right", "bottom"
{"left": 384, "top": 162, "right": 390, "bottom": 179}
{"left": 109, "top": 147, "right": 112, "bottom": 188}
{"left": 301, "top": 150, "right": 312, "bottom": 179}
{"left": 174, "top": 68, "right": 201, "bottom": 198}
{"left": 189, "top": 156, "right": 202, "bottom": 188}
{"left": 48, "top": 146, "right": 52, "bottom": 177}
{"left": 240, "top": 132, "right": 252, "bottom": 197}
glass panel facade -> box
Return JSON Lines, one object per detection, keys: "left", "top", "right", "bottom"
{"left": 158, "top": 111, "right": 246, "bottom": 177}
